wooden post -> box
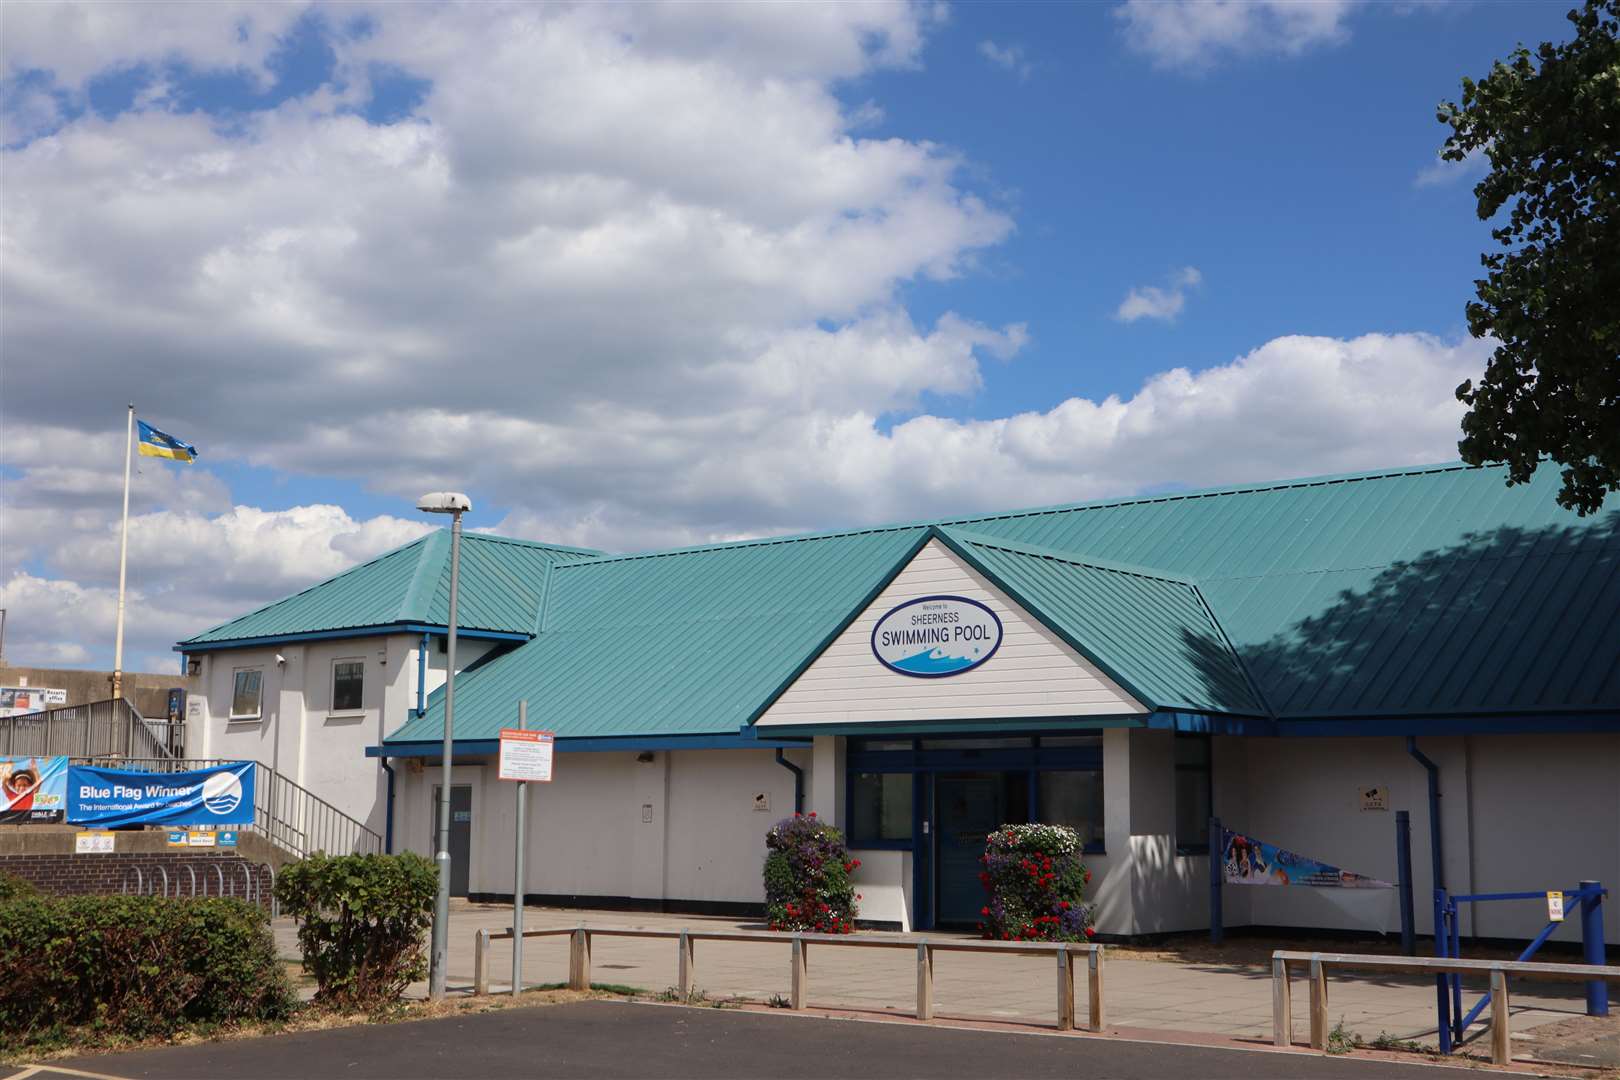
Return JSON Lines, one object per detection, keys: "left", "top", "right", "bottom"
{"left": 916, "top": 941, "right": 934, "bottom": 1020}
{"left": 1308, "top": 956, "right": 1328, "bottom": 1051}
{"left": 1490, "top": 967, "right": 1511, "bottom": 1066}
{"left": 1056, "top": 944, "right": 1075, "bottom": 1031}
{"left": 569, "top": 928, "right": 591, "bottom": 991}
{"left": 1272, "top": 955, "right": 1293, "bottom": 1047}
{"left": 474, "top": 928, "right": 490, "bottom": 996}
{"left": 1087, "top": 946, "right": 1105, "bottom": 1032}
{"left": 790, "top": 935, "right": 806, "bottom": 1010}
{"left": 678, "top": 931, "right": 695, "bottom": 997}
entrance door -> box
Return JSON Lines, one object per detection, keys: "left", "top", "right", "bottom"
{"left": 432, "top": 785, "right": 472, "bottom": 897}
{"left": 934, "top": 775, "right": 1002, "bottom": 927}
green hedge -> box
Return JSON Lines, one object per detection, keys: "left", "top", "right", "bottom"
{"left": 0, "top": 870, "right": 36, "bottom": 902}
{"left": 274, "top": 852, "right": 437, "bottom": 1009}
{"left": 0, "top": 894, "right": 292, "bottom": 1047}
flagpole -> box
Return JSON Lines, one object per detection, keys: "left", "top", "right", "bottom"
{"left": 112, "top": 404, "right": 133, "bottom": 702}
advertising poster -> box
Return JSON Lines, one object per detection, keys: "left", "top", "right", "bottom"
{"left": 1221, "top": 828, "right": 1391, "bottom": 888}
{"left": 0, "top": 755, "right": 69, "bottom": 823}
{"left": 68, "top": 761, "right": 255, "bottom": 827}
{"left": 0, "top": 687, "right": 68, "bottom": 718}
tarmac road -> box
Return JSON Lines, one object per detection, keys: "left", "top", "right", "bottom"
{"left": 14, "top": 1000, "right": 1470, "bottom": 1080}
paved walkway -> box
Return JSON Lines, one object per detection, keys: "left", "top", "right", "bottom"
{"left": 272, "top": 902, "right": 1594, "bottom": 1054}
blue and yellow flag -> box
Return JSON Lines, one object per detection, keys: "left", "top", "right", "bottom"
{"left": 136, "top": 420, "right": 198, "bottom": 463}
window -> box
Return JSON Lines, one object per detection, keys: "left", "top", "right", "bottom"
{"left": 1037, "top": 770, "right": 1104, "bottom": 849}
{"left": 230, "top": 669, "right": 262, "bottom": 719}
{"left": 849, "top": 772, "right": 912, "bottom": 844}
{"left": 1174, "top": 733, "right": 1212, "bottom": 854}
{"left": 332, "top": 659, "right": 364, "bottom": 713}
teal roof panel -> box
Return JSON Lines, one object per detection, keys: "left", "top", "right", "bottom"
{"left": 941, "top": 530, "right": 1265, "bottom": 716}
{"left": 181, "top": 532, "right": 602, "bottom": 644}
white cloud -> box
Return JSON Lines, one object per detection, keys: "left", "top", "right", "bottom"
{"left": 1115, "top": 0, "right": 1356, "bottom": 71}
{"left": 0, "top": 4, "right": 1480, "bottom": 670}
{"left": 1116, "top": 266, "right": 1202, "bottom": 323}
{"left": 1415, "top": 145, "right": 1488, "bottom": 188}
{"left": 978, "top": 40, "right": 1033, "bottom": 81}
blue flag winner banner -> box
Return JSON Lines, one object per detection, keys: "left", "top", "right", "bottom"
{"left": 68, "top": 762, "right": 254, "bottom": 827}
{"left": 1221, "top": 828, "right": 1391, "bottom": 888}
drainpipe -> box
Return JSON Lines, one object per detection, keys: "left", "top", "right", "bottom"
{"left": 416, "top": 632, "right": 429, "bottom": 717}
{"left": 774, "top": 748, "right": 804, "bottom": 815}
{"left": 1405, "top": 737, "right": 1444, "bottom": 891}
{"left": 380, "top": 758, "right": 396, "bottom": 854}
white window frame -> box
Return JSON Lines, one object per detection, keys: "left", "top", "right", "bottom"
{"left": 229, "top": 667, "right": 263, "bottom": 721}
{"left": 330, "top": 656, "right": 366, "bottom": 716}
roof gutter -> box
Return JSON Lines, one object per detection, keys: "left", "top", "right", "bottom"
{"left": 775, "top": 748, "right": 805, "bottom": 815}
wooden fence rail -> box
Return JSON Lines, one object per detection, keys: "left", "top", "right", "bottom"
{"left": 474, "top": 924, "right": 1105, "bottom": 1032}
{"left": 1271, "top": 950, "right": 1620, "bottom": 1066}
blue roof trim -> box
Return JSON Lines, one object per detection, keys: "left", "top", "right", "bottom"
{"left": 177, "top": 623, "right": 531, "bottom": 652}
{"left": 1275, "top": 713, "right": 1620, "bottom": 737}
{"left": 369, "top": 731, "right": 814, "bottom": 757}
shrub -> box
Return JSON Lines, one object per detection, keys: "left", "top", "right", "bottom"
{"left": 274, "top": 852, "right": 437, "bottom": 1009}
{"left": 0, "top": 894, "right": 292, "bottom": 1047}
{"left": 763, "top": 813, "right": 859, "bottom": 933}
{"left": 0, "top": 869, "right": 36, "bottom": 902}
{"left": 978, "top": 823, "right": 1095, "bottom": 942}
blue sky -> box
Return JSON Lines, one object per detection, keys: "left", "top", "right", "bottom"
{"left": 0, "top": 1, "right": 1574, "bottom": 667}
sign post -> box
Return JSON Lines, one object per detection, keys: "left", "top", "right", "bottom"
{"left": 499, "top": 708, "right": 552, "bottom": 995}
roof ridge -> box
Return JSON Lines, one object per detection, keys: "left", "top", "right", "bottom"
{"left": 397, "top": 529, "right": 450, "bottom": 622}
{"left": 182, "top": 532, "right": 437, "bottom": 642}
{"left": 939, "top": 527, "right": 1200, "bottom": 587}
{"left": 463, "top": 532, "right": 606, "bottom": 557}
{"left": 541, "top": 460, "right": 1486, "bottom": 569}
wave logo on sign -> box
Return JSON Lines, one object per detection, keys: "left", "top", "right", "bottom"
{"left": 871, "top": 595, "right": 1003, "bottom": 678}
{"left": 201, "top": 771, "right": 243, "bottom": 816}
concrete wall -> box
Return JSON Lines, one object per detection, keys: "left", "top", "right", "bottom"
{"left": 0, "top": 664, "right": 195, "bottom": 721}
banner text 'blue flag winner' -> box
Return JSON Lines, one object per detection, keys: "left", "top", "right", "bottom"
{"left": 68, "top": 762, "right": 255, "bottom": 827}
{"left": 1221, "top": 828, "right": 1392, "bottom": 888}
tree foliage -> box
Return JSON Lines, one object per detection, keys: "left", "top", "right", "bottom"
{"left": 1440, "top": 0, "right": 1620, "bottom": 514}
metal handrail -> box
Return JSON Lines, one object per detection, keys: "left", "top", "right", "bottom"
{"left": 472, "top": 924, "right": 1106, "bottom": 1032}
{"left": 77, "top": 757, "right": 383, "bottom": 859}
{"left": 1, "top": 698, "right": 182, "bottom": 759}
{"left": 1272, "top": 950, "right": 1620, "bottom": 1065}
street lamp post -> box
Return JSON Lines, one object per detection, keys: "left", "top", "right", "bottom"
{"left": 417, "top": 491, "right": 471, "bottom": 1000}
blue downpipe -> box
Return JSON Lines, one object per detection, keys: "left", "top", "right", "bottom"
{"left": 774, "top": 748, "right": 804, "bottom": 815}
{"left": 1408, "top": 736, "right": 1450, "bottom": 1052}
{"left": 380, "top": 758, "right": 396, "bottom": 854}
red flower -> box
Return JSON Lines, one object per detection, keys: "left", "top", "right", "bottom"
{"left": 856, "top": 893, "right": 862, "bottom": 900}
{"left": 1084, "top": 927, "right": 1096, "bottom": 938}
{"left": 1060, "top": 901, "right": 1070, "bottom": 911}
{"left": 1083, "top": 870, "right": 1091, "bottom": 884}
{"left": 808, "top": 811, "right": 817, "bottom": 817}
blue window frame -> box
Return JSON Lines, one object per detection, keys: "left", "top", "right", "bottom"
{"left": 845, "top": 734, "right": 1106, "bottom": 853}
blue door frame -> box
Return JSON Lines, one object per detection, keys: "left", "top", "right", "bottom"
{"left": 847, "top": 736, "right": 1105, "bottom": 932}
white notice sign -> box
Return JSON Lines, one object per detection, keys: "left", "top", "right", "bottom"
{"left": 499, "top": 728, "right": 555, "bottom": 782}
{"left": 75, "top": 831, "right": 115, "bottom": 854}
{"left": 1548, "top": 891, "right": 1565, "bottom": 922}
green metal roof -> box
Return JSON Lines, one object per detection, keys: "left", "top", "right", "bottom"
{"left": 219, "top": 460, "right": 1615, "bottom": 743}
{"left": 180, "top": 532, "right": 602, "bottom": 645}
{"left": 938, "top": 529, "right": 1266, "bottom": 717}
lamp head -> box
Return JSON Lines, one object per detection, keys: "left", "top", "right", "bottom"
{"left": 416, "top": 492, "right": 472, "bottom": 515}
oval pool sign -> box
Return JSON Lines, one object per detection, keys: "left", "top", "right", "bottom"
{"left": 870, "top": 595, "right": 1003, "bottom": 678}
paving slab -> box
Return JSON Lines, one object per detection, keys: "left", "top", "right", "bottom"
{"left": 272, "top": 902, "right": 1596, "bottom": 1052}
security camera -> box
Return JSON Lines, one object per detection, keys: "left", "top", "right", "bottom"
{"left": 275, "top": 653, "right": 287, "bottom": 666}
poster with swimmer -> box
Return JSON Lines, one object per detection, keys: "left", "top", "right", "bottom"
{"left": 1221, "top": 828, "right": 1391, "bottom": 888}
{"left": 0, "top": 755, "right": 69, "bottom": 824}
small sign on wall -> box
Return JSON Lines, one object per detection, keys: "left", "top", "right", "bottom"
{"left": 752, "top": 792, "right": 770, "bottom": 812}
{"left": 1359, "top": 785, "right": 1388, "bottom": 812}
{"left": 74, "top": 831, "right": 115, "bottom": 854}
{"left": 1548, "top": 891, "right": 1566, "bottom": 922}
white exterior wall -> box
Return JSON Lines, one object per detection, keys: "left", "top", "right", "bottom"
{"left": 758, "top": 540, "right": 1144, "bottom": 727}
{"left": 187, "top": 633, "right": 500, "bottom": 839}
{"left": 1217, "top": 734, "right": 1620, "bottom": 943}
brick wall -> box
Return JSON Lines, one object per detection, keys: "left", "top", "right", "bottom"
{"left": 1, "top": 851, "right": 272, "bottom": 905}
